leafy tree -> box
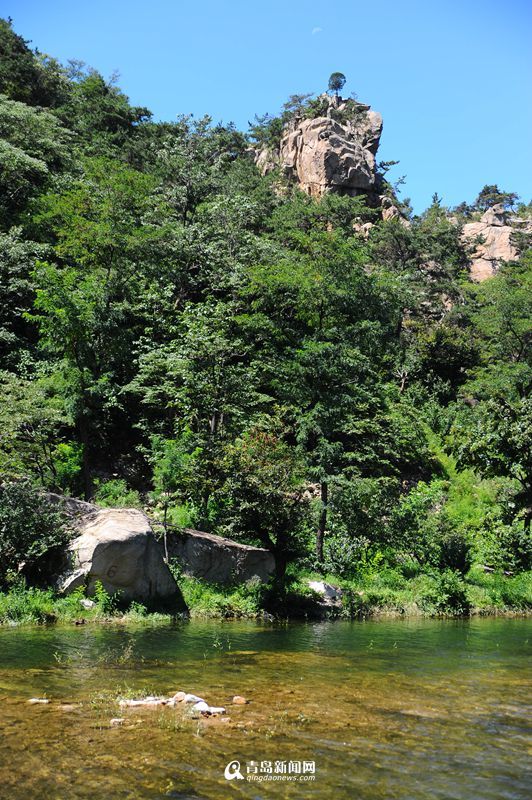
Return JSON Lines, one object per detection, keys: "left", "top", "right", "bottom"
{"left": 29, "top": 158, "right": 164, "bottom": 495}
{"left": 450, "top": 397, "right": 532, "bottom": 531}
{"left": 219, "top": 425, "right": 310, "bottom": 578}
{"left": 0, "top": 94, "right": 71, "bottom": 223}
{"left": 0, "top": 371, "right": 79, "bottom": 492}
{"left": 328, "top": 72, "right": 346, "bottom": 96}
{"left": 57, "top": 67, "right": 151, "bottom": 156}
{"left": 0, "top": 18, "right": 67, "bottom": 107}
{"left": 0, "top": 229, "right": 49, "bottom": 370}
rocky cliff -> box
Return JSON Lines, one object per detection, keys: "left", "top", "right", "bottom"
{"left": 255, "top": 93, "right": 383, "bottom": 198}
{"left": 462, "top": 204, "right": 531, "bottom": 281}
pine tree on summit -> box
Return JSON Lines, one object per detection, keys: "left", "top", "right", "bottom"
{"left": 328, "top": 72, "right": 346, "bottom": 96}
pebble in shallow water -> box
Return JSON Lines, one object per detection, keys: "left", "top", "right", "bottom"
{"left": 232, "top": 695, "right": 249, "bottom": 705}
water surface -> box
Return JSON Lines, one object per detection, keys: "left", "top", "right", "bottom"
{"left": 0, "top": 617, "right": 530, "bottom": 799}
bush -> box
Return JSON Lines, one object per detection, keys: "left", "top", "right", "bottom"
{"left": 323, "top": 532, "right": 370, "bottom": 578}
{"left": 427, "top": 570, "right": 471, "bottom": 616}
{"left": 0, "top": 583, "right": 57, "bottom": 623}
{"left": 180, "top": 576, "right": 267, "bottom": 618}
{"left": 0, "top": 480, "right": 70, "bottom": 589}
{"left": 438, "top": 528, "right": 472, "bottom": 574}
{"left": 93, "top": 478, "right": 142, "bottom": 508}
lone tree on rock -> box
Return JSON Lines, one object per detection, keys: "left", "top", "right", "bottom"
{"left": 328, "top": 72, "right": 346, "bottom": 96}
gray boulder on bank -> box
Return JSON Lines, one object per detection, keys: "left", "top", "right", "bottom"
{"left": 167, "top": 528, "right": 275, "bottom": 584}
{"left": 59, "top": 507, "right": 184, "bottom": 606}
{"left": 49, "top": 494, "right": 275, "bottom": 602}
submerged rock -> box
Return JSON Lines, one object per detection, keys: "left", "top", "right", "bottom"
{"left": 183, "top": 693, "right": 205, "bottom": 704}
{"left": 119, "top": 696, "right": 167, "bottom": 708}
{"left": 118, "top": 690, "right": 227, "bottom": 717}
{"left": 232, "top": 695, "right": 249, "bottom": 705}
{"left": 191, "top": 701, "right": 210, "bottom": 713}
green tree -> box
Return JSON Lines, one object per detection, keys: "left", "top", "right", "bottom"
{"left": 450, "top": 397, "right": 532, "bottom": 531}
{"left": 0, "top": 94, "right": 71, "bottom": 223}
{"left": 0, "top": 18, "right": 67, "bottom": 107}
{"left": 328, "top": 72, "right": 346, "bottom": 96}
{"left": 0, "top": 229, "right": 49, "bottom": 370}
{"left": 473, "top": 184, "right": 519, "bottom": 212}
{"left": 219, "top": 425, "right": 310, "bottom": 578}
{"left": 29, "top": 158, "right": 164, "bottom": 495}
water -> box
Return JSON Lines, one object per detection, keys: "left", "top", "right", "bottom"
{"left": 0, "top": 617, "right": 530, "bottom": 799}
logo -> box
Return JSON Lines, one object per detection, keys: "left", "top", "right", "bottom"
{"left": 224, "top": 760, "right": 244, "bottom": 781}
{"left": 224, "top": 758, "right": 316, "bottom": 782}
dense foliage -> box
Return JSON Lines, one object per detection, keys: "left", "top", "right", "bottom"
{"left": 0, "top": 19, "right": 530, "bottom": 611}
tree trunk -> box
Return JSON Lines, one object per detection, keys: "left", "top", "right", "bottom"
{"left": 78, "top": 413, "right": 92, "bottom": 501}
{"left": 316, "top": 481, "right": 328, "bottom": 564}
{"left": 163, "top": 502, "right": 169, "bottom": 563}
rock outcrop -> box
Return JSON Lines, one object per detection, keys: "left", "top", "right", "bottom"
{"left": 167, "top": 528, "right": 275, "bottom": 584}
{"left": 462, "top": 205, "right": 519, "bottom": 281}
{"left": 51, "top": 493, "right": 275, "bottom": 596}
{"left": 255, "top": 93, "right": 382, "bottom": 198}
{"left": 461, "top": 204, "right": 532, "bottom": 282}
{"left": 59, "top": 508, "right": 185, "bottom": 606}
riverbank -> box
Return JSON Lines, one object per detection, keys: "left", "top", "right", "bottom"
{"left": 0, "top": 567, "right": 530, "bottom": 626}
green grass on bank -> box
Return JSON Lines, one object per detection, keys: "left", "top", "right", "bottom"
{"left": 180, "top": 568, "right": 532, "bottom": 620}
{"left": 0, "top": 569, "right": 530, "bottom": 627}
{"left": 0, "top": 582, "right": 177, "bottom": 626}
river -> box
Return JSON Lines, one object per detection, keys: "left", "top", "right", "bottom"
{"left": 0, "top": 617, "right": 530, "bottom": 799}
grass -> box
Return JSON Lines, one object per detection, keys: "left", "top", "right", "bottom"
{"left": 0, "top": 583, "right": 178, "bottom": 626}
{"left": 180, "top": 567, "right": 532, "bottom": 620}
{"left": 0, "top": 567, "right": 530, "bottom": 627}
{"left": 179, "top": 575, "right": 267, "bottom": 618}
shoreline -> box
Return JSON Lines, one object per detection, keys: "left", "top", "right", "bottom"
{"left": 0, "top": 602, "right": 530, "bottom": 629}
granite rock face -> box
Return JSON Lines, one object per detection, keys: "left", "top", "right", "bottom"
{"left": 255, "top": 94, "right": 382, "bottom": 198}
{"left": 167, "top": 528, "right": 275, "bottom": 584}
{"left": 59, "top": 508, "right": 184, "bottom": 605}
{"left": 462, "top": 204, "right": 530, "bottom": 281}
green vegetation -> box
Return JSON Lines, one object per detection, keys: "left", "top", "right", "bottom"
{"left": 328, "top": 72, "right": 346, "bottom": 96}
{"left": 0, "top": 18, "right": 531, "bottom": 621}
{"left": 0, "top": 580, "right": 175, "bottom": 625}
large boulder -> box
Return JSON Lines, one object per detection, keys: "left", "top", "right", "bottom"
{"left": 59, "top": 508, "right": 185, "bottom": 607}
{"left": 167, "top": 528, "right": 275, "bottom": 584}
{"left": 255, "top": 94, "right": 382, "bottom": 198}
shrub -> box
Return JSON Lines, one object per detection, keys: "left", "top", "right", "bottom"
{"left": 429, "top": 570, "right": 471, "bottom": 616}
{"left": 0, "top": 479, "right": 70, "bottom": 589}
{"left": 93, "top": 478, "right": 142, "bottom": 508}
{"left": 438, "top": 528, "right": 472, "bottom": 574}
{"left": 323, "top": 532, "right": 370, "bottom": 578}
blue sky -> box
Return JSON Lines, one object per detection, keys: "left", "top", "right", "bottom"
{"left": 3, "top": 0, "right": 531, "bottom": 212}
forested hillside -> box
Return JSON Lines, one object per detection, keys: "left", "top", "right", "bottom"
{"left": 0, "top": 19, "right": 530, "bottom": 617}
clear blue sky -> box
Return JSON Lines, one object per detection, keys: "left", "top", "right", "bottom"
{"left": 3, "top": 0, "right": 531, "bottom": 212}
